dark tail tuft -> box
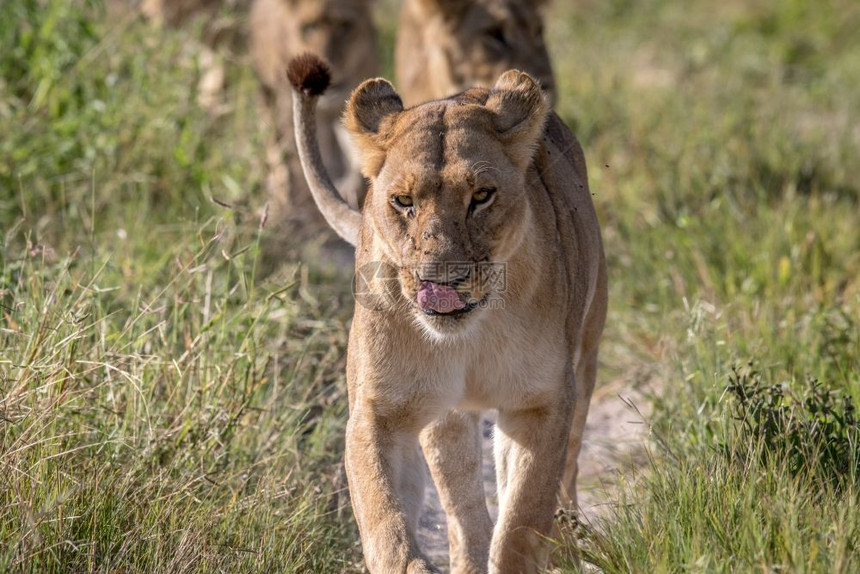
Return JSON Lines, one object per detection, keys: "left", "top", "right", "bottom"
{"left": 287, "top": 53, "right": 332, "bottom": 97}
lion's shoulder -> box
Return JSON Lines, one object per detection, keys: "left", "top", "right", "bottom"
{"left": 541, "top": 113, "right": 588, "bottom": 183}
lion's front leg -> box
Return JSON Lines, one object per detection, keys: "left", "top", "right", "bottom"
{"left": 345, "top": 404, "right": 438, "bottom": 574}
{"left": 490, "top": 385, "right": 574, "bottom": 574}
{"left": 420, "top": 410, "right": 493, "bottom": 574}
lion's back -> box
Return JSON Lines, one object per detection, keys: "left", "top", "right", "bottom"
{"left": 532, "top": 113, "right": 606, "bottom": 351}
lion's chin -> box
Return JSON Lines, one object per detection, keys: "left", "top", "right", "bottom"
{"left": 410, "top": 296, "right": 488, "bottom": 342}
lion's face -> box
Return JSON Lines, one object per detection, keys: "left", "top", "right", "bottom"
{"left": 398, "top": 0, "right": 556, "bottom": 106}
{"left": 251, "top": 0, "right": 378, "bottom": 116}
{"left": 374, "top": 105, "right": 530, "bottom": 337}
{"left": 346, "top": 78, "right": 549, "bottom": 338}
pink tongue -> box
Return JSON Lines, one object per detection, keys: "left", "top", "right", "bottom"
{"left": 417, "top": 281, "right": 466, "bottom": 313}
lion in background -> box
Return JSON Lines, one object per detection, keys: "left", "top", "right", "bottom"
{"left": 125, "top": 0, "right": 377, "bottom": 246}
{"left": 249, "top": 0, "right": 378, "bottom": 242}
{"left": 396, "top": 0, "right": 556, "bottom": 106}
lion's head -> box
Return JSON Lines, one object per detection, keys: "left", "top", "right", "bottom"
{"left": 250, "top": 0, "right": 378, "bottom": 117}
{"left": 396, "top": 0, "right": 556, "bottom": 107}
{"left": 346, "top": 72, "right": 550, "bottom": 338}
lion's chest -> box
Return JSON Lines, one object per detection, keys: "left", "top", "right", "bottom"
{"left": 457, "top": 318, "right": 571, "bottom": 412}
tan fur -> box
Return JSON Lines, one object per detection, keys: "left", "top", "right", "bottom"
{"left": 291, "top": 61, "right": 607, "bottom": 572}
{"left": 395, "top": 0, "right": 556, "bottom": 107}
{"left": 250, "top": 0, "right": 378, "bottom": 236}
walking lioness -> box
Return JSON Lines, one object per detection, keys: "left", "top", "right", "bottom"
{"left": 288, "top": 53, "right": 607, "bottom": 573}
{"left": 250, "top": 0, "right": 378, "bottom": 237}
{"left": 396, "top": 0, "right": 556, "bottom": 107}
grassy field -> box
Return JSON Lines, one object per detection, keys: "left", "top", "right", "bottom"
{"left": 1, "top": 0, "right": 858, "bottom": 572}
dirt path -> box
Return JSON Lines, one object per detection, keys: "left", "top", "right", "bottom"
{"left": 416, "top": 379, "right": 650, "bottom": 570}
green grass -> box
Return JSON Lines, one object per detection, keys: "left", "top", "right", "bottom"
{"left": 2, "top": 1, "right": 357, "bottom": 571}
{"left": 1, "top": 241, "right": 359, "bottom": 571}
{"left": 546, "top": 0, "right": 860, "bottom": 570}
{"left": 1, "top": 0, "right": 859, "bottom": 571}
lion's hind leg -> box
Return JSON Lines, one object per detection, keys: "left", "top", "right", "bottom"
{"left": 560, "top": 349, "right": 598, "bottom": 511}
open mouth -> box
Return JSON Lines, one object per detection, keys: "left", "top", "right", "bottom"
{"left": 422, "top": 298, "right": 484, "bottom": 316}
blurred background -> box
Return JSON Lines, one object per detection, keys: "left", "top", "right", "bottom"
{"left": 1, "top": 0, "right": 859, "bottom": 571}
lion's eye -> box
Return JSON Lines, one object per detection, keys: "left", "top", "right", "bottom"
{"left": 471, "top": 188, "right": 496, "bottom": 206}
{"left": 393, "top": 195, "right": 414, "bottom": 208}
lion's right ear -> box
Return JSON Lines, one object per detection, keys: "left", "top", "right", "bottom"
{"left": 485, "top": 70, "right": 549, "bottom": 170}
{"left": 345, "top": 78, "right": 404, "bottom": 178}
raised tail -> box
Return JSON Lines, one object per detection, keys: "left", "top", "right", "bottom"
{"left": 287, "top": 53, "right": 362, "bottom": 246}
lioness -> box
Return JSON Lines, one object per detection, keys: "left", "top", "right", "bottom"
{"left": 249, "top": 0, "right": 378, "bottom": 235}
{"left": 396, "top": 0, "right": 556, "bottom": 106}
{"left": 288, "top": 53, "right": 606, "bottom": 573}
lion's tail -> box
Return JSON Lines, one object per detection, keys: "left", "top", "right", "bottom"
{"left": 287, "top": 53, "right": 362, "bottom": 246}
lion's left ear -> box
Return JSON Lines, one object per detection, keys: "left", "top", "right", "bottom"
{"left": 345, "top": 78, "right": 404, "bottom": 178}
{"left": 485, "top": 70, "right": 549, "bottom": 170}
